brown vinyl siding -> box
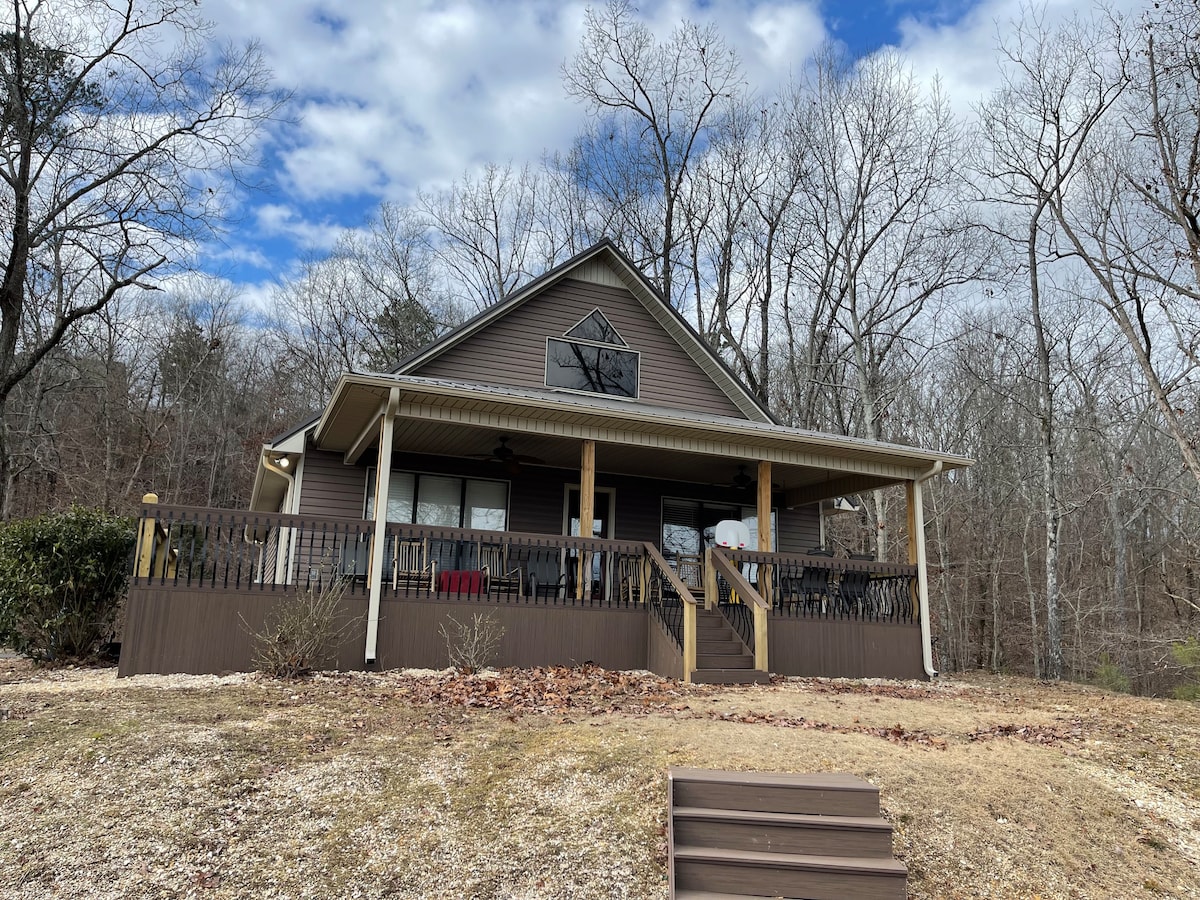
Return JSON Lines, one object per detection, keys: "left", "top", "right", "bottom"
{"left": 777, "top": 506, "right": 821, "bottom": 553}
{"left": 298, "top": 448, "right": 367, "bottom": 518}
{"left": 411, "top": 278, "right": 747, "bottom": 418}
{"left": 767, "top": 619, "right": 923, "bottom": 679}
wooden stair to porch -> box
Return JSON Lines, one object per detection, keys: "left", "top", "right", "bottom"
{"left": 691, "top": 605, "right": 769, "bottom": 685}
{"left": 668, "top": 767, "right": 907, "bottom": 900}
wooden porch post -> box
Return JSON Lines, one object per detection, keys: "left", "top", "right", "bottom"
{"left": 907, "top": 478, "right": 937, "bottom": 677}
{"left": 757, "top": 460, "right": 773, "bottom": 603}
{"left": 135, "top": 492, "right": 159, "bottom": 579}
{"left": 577, "top": 439, "right": 595, "bottom": 601}
{"left": 365, "top": 387, "right": 400, "bottom": 665}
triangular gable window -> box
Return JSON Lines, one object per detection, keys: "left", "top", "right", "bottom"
{"left": 564, "top": 309, "right": 627, "bottom": 346}
{"left": 546, "top": 308, "right": 639, "bottom": 399}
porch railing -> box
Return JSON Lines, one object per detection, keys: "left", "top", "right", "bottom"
{"left": 130, "top": 501, "right": 649, "bottom": 608}
{"left": 131, "top": 501, "right": 375, "bottom": 594}
{"left": 707, "top": 547, "right": 769, "bottom": 670}
{"left": 724, "top": 549, "right": 919, "bottom": 624}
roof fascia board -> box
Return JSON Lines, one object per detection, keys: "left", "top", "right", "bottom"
{"left": 363, "top": 373, "right": 971, "bottom": 468}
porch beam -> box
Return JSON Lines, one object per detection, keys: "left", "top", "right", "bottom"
{"left": 365, "top": 387, "right": 400, "bottom": 665}
{"left": 783, "top": 473, "right": 895, "bottom": 508}
{"left": 577, "top": 439, "right": 595, "bottom": 602}
{"left": 344, "top": 408, "right": 385, "bottom": 465}
{"left": 395, "top": 401, "right": 923, "bottom": 482}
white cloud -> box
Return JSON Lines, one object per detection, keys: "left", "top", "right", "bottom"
{"left": 195, "top": 0, "right": 1144, "bottom": 286}
{"left": 254, "top": 203, "right": 348, "bottom": 252}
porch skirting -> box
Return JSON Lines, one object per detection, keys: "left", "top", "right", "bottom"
{"left": 118, "top": 585, "right": 924, "bottom": 680}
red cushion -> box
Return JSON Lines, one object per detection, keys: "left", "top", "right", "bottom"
{"left": 438, "top": 569, "right": 484, "bottom": 594}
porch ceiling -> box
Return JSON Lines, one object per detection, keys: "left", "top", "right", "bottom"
{"left": 315, "top": 374, "right": 972, "bottom": 502}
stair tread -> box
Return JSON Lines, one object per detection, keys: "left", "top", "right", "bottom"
{"left": 671, "top": 768, "right": 877, "bottom": 792}
{"left": 674, "top": 845, "right": 907, "bottom": 876}
{"left": 673, "top": 807, "right": 892, "bottom": 832}
{"left": 689, "top": 669, "right": 771, "bottom": 684}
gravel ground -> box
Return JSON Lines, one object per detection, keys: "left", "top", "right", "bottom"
{"left": 2, "top": 661, "right": 1199, "bottom": 899}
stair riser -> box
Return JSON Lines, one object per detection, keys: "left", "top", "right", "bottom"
{"left": 675, "top": 860, "right": 906, "bottom": 900}
{"left": 689, "top": 670, "right": 771, "bottom": 685}
{"left": 697, "top": 641, "right": 746, "bottom": 654}
{"left": 696, "top": 654, "right": 753, "bottom": 669}
{"left": 674, "top": 819, "right": 893, "bottom": 857}
{"left": 673, "top": 782, "right": 879, "bottom": 817}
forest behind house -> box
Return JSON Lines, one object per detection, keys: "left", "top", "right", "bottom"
{"left": 2, "top": 0, "right": 1198, "bottom": 693}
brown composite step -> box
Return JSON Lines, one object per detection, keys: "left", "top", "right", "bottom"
{"left": 690, "top": 668, "right": 771, "bottom": 685}
{"left": 673, "top": 847, "right": 907, "bottom": 900}
{"left": 689, "top": 606, "right": 766, "bottom": 685}
{"left": 671, "top": 768, "right": 882, "bottom": 818}
{"left": 673, "top": 807, "right": 893, "bottom": 857}
{"left": 668, "top": 768, "right": 906, "bottom": 900}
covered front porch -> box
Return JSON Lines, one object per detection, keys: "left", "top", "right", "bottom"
{"left": 121, "top": 502, "right": 929, "bottom": 682}
{"left": 118, "top": 372, "right": 968, "bottom": 680}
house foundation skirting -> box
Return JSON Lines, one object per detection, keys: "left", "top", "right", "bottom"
{"left": 118, "top": 586, "right": 925, "bottom": 680}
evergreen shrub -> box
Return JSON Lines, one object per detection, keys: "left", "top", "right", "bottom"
{"left": 0, "top": 507, "right": 135, "bottom": 662}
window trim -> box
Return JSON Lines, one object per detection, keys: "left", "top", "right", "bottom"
{"left": 561, "top": 484, "right": 617, "bottom": 539}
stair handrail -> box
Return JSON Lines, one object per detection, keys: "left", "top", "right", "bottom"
{"left": 708, "top": 547, "right": 769, "bottom": 673}
{"left": 643, "top": 542, "right": 700, "bottom": 681}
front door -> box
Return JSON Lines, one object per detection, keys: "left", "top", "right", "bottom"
{"left": 564, "top": 487, "right": 614, "bottom": 600}
{"left": 564, "top": 487, "right": 614, "bottom": 538}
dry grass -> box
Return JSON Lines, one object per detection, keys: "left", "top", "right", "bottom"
{"left": 1, "top": 659, "right": 1199, "bottom": 899}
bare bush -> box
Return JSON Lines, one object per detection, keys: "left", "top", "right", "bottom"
{"left": 438, "top": 612, "right": 505, "bottom": 673}
{"left": 249, "top": 577, "right": 359, "bottom": 679}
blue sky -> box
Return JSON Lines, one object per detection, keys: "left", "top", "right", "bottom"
{"left": 195, "top": 0, "right": 1125, "bottom": 306}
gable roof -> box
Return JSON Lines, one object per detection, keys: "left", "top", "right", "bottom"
{"left": 391, "top": 239, "right": 778, "bottom": 424}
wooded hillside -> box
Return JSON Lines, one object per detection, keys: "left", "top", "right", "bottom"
{"left": 0, "top": 1, "right": 1196, "bottom": 691}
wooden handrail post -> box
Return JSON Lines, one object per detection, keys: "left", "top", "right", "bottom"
{"left": 683, "top": 599, "right": 697, "bottom": 682}
{"left": 757, "top": 460, "right": 773, "bottom": 604}
{"left": 135, "top": 492, "right": 159, "bottom": 578}
{"left": 577, "top": 440, "right": 595, "bottom": 601}
{"left": 753, "top": 603, "right": 768, "bottom": 672}
{"left": 703, "top": 547, "right": 717, "bottom": 610}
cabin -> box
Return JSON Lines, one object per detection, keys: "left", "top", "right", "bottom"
{"left": 119, "top": 240, "right": 971, "bottom": 682}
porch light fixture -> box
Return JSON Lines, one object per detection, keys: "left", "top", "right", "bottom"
{"left": 274, "top": 456, "right": 291, "bottom": 469}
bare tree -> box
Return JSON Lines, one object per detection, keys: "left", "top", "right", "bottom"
{"left": 563, "top": 0, "right": 743, "bottom": 308}
{"left": 419, "top": 162, "right": 551, "bottom": 311}
{"left": 782, "top": 46, "right": 984, "bottom": 559}
{"left": 976, "top": 8, "right": 1129, "bottom": 680}
{"left": 0, "top": 0, "right": 281, "bottom": 515}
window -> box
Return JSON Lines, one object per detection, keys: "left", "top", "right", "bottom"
{"left": 546, "top": 308, "right": 639, "bottom": 399}
{"left": 366, "top": 470, "right": 509, "bottom": 530}
{"left": 661, "top": 498, "right": 776, "bottom": 560}
{"left": 565, "top": 309, "right": 627, "bottom": 345}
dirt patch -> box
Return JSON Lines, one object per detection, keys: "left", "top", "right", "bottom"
{"left": 1, "top": 666, "right": 1198, "bottom": 899}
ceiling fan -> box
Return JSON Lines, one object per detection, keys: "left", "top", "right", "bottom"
{"left": 469, "top": 435, "right": 543, "bottom": 473}
{"left": 727, "top": 463, "right": 780, "bottom": 492}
